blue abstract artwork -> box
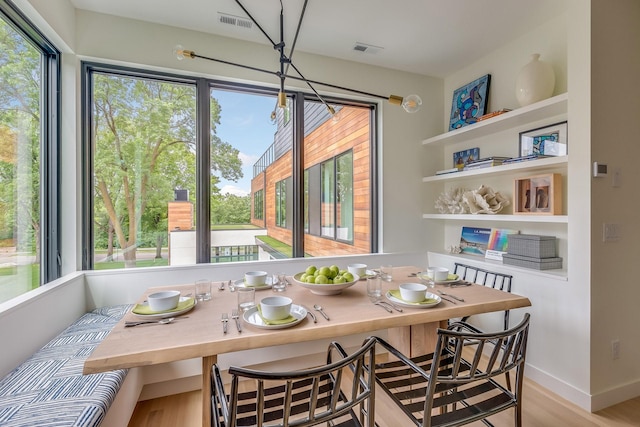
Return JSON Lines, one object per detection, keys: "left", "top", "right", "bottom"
{"left": 449, "top": 74, "right": 491, "bottom": 131}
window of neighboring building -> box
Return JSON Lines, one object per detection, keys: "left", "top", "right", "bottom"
{"left": 0, "top": 3, "right": 60, "bottom": 303}
{"left": 316, "top": 150, "right": 353, "bottom": 243}
{"left": 320, "top": 159, "right": 335, "bottom": 238}
{"left": 253, "top": 189, "right": 264, "bottom": 220}
{"left": 275, "top": 179, "right": 287, "bottom": 228}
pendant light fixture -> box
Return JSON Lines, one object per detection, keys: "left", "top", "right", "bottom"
{"left": 174, "top": 0, "right": 421, "bottom": 115}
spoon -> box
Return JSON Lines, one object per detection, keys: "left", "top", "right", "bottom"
{"left": 313, "top": 304, "right": 330, "bottom": 321}
{"left": 124, "top": 317, "right": 177, "bottom": 327}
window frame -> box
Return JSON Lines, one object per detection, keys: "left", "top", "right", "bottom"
{"left": 0, "top": 1, "right": 61, "bottom": 284}
{"left": 81, "top": 63, "right": 379, "bottom": 268}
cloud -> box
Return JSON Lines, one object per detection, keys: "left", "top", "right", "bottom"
{"left": 239, "top": 152, "right": 258, "bottom": 167}
{"left": 221, "top": 185, "right": 249, "bottom": 197}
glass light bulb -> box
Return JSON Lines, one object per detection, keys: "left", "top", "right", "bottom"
{"left": 174, "top": 44, "right": 185, "bottom": 61}
{"left": 402, "top": 94, "right": 422, "bottom": 113}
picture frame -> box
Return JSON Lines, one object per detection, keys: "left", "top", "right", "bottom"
{"left": 453, "top": 147, "right": 480, "bottom": 169}
{"left": 519, "top": 121, "right": 568, "bottom": 157}
{"left": 513, "top": 173, "right": 562, "bottom": 215}
{"left": 449, "top": 74, "right": 491, "bottom": 131}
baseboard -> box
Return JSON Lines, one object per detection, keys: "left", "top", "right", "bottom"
{"left": 590, "top": 377, "right": 640, "bottom": 412}
{"left": 524, "top": 363, "right": 592, "bottom": 411}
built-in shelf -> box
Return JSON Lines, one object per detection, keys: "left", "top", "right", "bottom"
{"left": 423, "top": 156, "right": 567, "bottom": 183}
{"left": 428, "top": 251, "right": 568, "bottom": 281}
{"left": 422, "top": 93, "right": 568, "bottom": 147}
{"left": 422, "top": 213, "right": 568, "bottom": 223}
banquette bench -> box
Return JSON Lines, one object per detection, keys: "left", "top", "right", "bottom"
{"left": 0, "top": 304, "right": 133, "bottom": 427}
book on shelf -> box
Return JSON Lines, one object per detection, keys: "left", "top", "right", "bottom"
{"left": 459, "top": 226, "right": 492, "bottom": 256}
{"left": 502, "top": 154, "right": 553, "bottom": 164}
{"left": 435, "top": 167, "right": 461, "bottom": 175}
{"left": 485, "top": 228, "right": 519, "bottom": 261}
{"left": 463, "top": 156, "right": 510, "bottom": 170}
{"left": 477, "top": 108, "right": 512, "bottom": 121}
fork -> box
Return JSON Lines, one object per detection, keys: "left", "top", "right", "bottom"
{"left": 437, "top": 289, "right": 465, "bottom": 302}
{"left": 218, "top": 281, "right": 225, "bottom": 291}
{"left": 231, "top": 309, "right": 242, "bottom": 333}
{"left": 221, "top": 313, "right": 228, "bottom": 334}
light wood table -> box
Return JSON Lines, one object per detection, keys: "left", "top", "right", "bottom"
{"left": 83, "top": 266, "right": 531, "bottom": 427}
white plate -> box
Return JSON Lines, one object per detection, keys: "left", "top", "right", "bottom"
{"left": 131, "top": 296, "right": 197, "bottom": 319}
{"left": 292, "top": 272, "right": 359, "bottom": 295}
{"left": 385, "top": 291, "right": 441, "bottom": 309}
{"left": 358, "top": 270, "right": 378, "bottom": 280}
{"left": 243, "top": 304, "right": 307, "bottom": 329}
{"left": 416, "top": 272, "right": 461, "bottom": 285}
{"left": 234, "top": 276, "right": 275, "bottom": 290}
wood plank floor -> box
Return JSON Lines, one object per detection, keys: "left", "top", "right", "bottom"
{"left": 128, "top": 377, "right": 640, "bottom": 427}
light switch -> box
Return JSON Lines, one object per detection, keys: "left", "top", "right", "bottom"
{"left": 603, "top": 223, "right": 621, "bottom": 242}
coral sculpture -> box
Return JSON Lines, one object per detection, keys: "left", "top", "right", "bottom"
{"left": 462, "top": 185, "right": 510, "bottom": 214}
{"left": 435, "top": 185, "right": 510, "bottom": 215}
{"left": 435, "top": 187, "right": 469, "bottom": 214}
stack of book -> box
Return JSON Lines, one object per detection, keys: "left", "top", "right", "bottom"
{"left": 477, "top": 109, "right": 512, "bottom": 121}
{"left": 502, "top": 154, "right": 552, "bottom": 164}
{"left": 463, "top": 156, "right": 510, "bottom": 170}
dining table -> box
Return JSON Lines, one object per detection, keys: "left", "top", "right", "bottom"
{"left": 83, "top": 265, "right": 531, "bottom": 427}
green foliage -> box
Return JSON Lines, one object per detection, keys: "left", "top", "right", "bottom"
{"left": 211, "top": 193, "right": 251, "bottom": 225}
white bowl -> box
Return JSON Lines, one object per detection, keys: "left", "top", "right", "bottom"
{"left": 399, "top": 283, "right": 427, "bottom": 303}
{"left": 260, "top": 296, "right": 293, "bottom": 321}
{"left": 245, "top": 271, "right": 268, "bottom": 286}
{"left": 427, "top": 267, "right": 449, "bottom": 282}
{"left": 292, "top": 273, "right": 360, "bottom": 295}
{"left": 348, "top": 263, "right": 367, "bottom": 276}
{"left": 147, "top": 290, "right": 181, "bottom": 312}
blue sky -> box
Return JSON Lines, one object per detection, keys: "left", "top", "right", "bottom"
{"left": 213, "top": 90, "right": 277, "bottom": 196}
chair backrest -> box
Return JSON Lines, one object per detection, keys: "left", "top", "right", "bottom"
{"left": 454, "top": 262, "right": 513, "bottom": 329}
{"left": 425, "top": 313, "right": 530, "bottom": 426}
{"left": 212, "top": 336, "right": 376, "bottom": 427}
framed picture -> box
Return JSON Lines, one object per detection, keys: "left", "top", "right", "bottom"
{"left": 519, "top": 121, "right": 568, "bottom": 157}
{"left": 449, "top": 74, "right": 491, "bottom": 131}
{"left": 459, "top": 226, "right": 491, "bottom": 256}
{"left": 513, "top": 173, "right": 562, "bottom": 215}
{"left": 453, "top": 147, "right": 480, "bottom": 169}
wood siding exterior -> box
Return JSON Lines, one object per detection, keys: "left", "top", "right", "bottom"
{"left": 251, "top": 105, "right": 371, "bottom": 257}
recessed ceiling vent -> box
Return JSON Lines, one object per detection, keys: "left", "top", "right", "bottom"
{"left": 352, "top": 42, "right": 383, "bottom": 55}
{"left": 218, "top": 12, "right": 253, "bottom": 30}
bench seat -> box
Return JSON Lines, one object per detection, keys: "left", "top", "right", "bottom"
{"left": 0, "top": 305, "right": 133, "bottom": 427}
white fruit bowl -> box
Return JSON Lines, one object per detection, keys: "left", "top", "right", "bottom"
{"left": 292, "top": 272, "right": 360, "bottom": 295}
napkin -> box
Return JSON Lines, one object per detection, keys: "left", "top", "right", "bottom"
{"left": 132, "top": 297, "right": 195, "bottom": 315}
{"left": 422, "top": 273, "right": 458, "bottom": 281}
{"left": 389, "top": 290, "right": 438, "bottom": 305}
{"left": 256, "top": 306, "right": 297, "bottom": 325}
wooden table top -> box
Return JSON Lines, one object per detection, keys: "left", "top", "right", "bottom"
{"left": 83, "top": 266, "right": 531, "bottom": 374}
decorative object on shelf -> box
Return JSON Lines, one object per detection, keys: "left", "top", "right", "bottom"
{"left": 519, "top": 121, "right": 567, "bottom": 157}
{"left": 462, "top": 185, "right": 510, "bottom": 214}
{"left": 485, "top": 228, "right": 519, "bottom": 261}
{"left": 449, "top": 74, "right": 491, "bottom": 130}
{"left": 514, "top": 173, "right": 562, "bottom": 215}
{"left": 435, "top": 187, "right": 469, "bottom": 214}
{"left": 448, "top": 245, "right": 462, "bottom": 254}
{"left": 453, "top": 147, "right": 480, "bottom": 169}
{"left": 459, "top": 226, "right": 491, "bottom": 256}
{"left": 507, "top": 234, "right": 557, "bottom": 258}
{"left": 174, "top": 1, "right": 422, "bottom": 117}
{"left": 477, "top": 108, "right": 512, "bottom": 121}
{"left": 502, "top": 253, "right": 563, "bottom": 270}
{"left": 515, "top": 53, "right": 555, "bottom": 107}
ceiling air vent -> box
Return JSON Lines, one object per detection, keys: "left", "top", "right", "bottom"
{"left": 352, "top": 42, "right": 383, "bottom": 55}
{"left": 218, "top": 12, "right": 253, "bottom": 30}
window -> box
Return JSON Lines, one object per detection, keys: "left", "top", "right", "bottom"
{"left": 253, "top": 189, "right": 264, "bottom": 220}
{"left": 0, "top": 3, "right": 60, "bottom": 303}
{"left": 83, "top": 65, "right": 377, "bottom": 268}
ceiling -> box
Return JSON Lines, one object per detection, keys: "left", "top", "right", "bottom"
{"left": 69, "top": 0, "right": 565, "bottom": 78}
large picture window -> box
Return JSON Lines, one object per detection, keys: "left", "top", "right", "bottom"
{"left": 83, "top": 64, "right": 377, "bottom": 268}
{"left": 0, "top": 3, "right": 60, "bottom": 303}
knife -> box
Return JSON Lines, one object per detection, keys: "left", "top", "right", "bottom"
{"left": 439, "top": 295, "right": 457, "bottom": 304}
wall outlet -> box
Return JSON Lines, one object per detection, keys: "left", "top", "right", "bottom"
{"left": 612, "top": 339, "right": 620, "bottom": 360}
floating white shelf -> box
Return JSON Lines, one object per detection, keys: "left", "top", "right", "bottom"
{"left": 422, "top": 93, "right": 568, "bottom": 147}
{"left": 422, "top": 213, "right": 568, "bottom": 223}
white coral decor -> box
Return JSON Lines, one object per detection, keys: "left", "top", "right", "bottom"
{"left": 462, "top": 185, "right": 510, "bottom": 214}
{"left": 435, "top": 185, "right": 510, "bottom": 214}
{"left": 435, "top": 187, "right": 469, "bottom": 214}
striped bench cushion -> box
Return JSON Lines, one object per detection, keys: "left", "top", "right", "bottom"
{"left": 0, "top": 304, "right": 133, "bottom": 427}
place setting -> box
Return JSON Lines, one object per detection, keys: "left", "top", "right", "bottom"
{"left": 232, "top": 271, "right": 276, "bottom": 290}
{"left": 384, "top": 282, "right": 443, "bottom": 309}
{"left": 242, "top": 296, "right": 308, "bottom": 330}
{"left": 128, "top": 290, "right": 197, "bottom": 323}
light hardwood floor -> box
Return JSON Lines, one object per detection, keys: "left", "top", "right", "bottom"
{"left": 127, "top": 378, "right": 640, "bottom": 427}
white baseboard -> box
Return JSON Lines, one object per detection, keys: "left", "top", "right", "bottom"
{"left": 590, "top": 377, "right": 640, "bottom": 412}
{"left": 525, "top": 363, "right": 592, "bottom": 411}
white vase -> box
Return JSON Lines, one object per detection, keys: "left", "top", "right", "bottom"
{"left": 515, "top": 53, "right": 555, "bottom": 107}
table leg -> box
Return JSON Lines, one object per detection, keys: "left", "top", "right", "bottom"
{"left": 387, "top": 321, "right": 446, "bottom": 357}
{"left": 202, "top": 355, "right": 217, "bottom": 427}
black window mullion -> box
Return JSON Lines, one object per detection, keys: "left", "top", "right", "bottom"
{"left": 196, "top": 79, "right": 211, "bottom": 263}
{"left": 292, "top": 93, "right": 305, "bottom": 257}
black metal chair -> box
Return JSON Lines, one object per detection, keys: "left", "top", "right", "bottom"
{"left": 374, "top": 314, "right": 530, "bottom": 427}
{"left": 453, "top": 263, "right": 513, "bottom": 330}
{"left": 211, "top": 336, "right": 377, "bottom": 427}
